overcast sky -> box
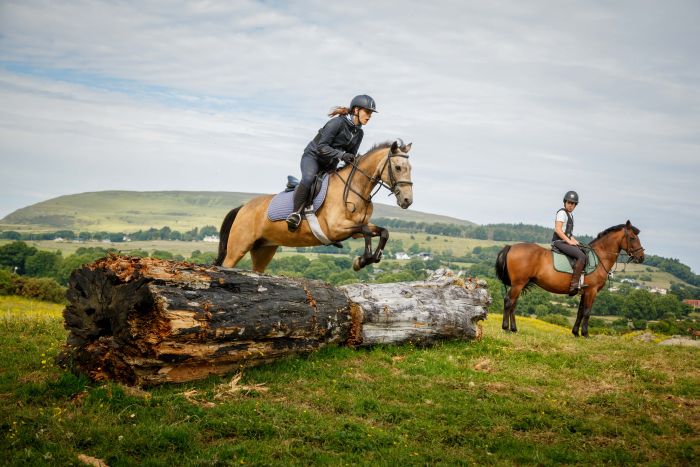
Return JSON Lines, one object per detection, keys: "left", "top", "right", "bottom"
{"left": 1, "top": 1, "right": 698, "bottom": 271}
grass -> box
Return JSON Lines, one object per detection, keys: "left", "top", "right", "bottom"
{"left": 1, "top": 296, "right": 698, "bottom": 465}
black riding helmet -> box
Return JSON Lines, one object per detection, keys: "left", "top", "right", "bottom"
{"left": 563, "top": 190, "right": 579, "bottom": 204}
{"left": 350, "top": 94, "right": 378, "bottom": 113}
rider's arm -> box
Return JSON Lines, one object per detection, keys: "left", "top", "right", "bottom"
{"left": 316, "top": 118, "right": 348, "bottom": 161}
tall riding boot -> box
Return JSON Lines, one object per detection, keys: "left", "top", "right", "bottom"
{"left": 569, "top": 259, "right": 588, "bottom": 296}
{"left": 286, "top": 183, "right": 310, "bottom": 232}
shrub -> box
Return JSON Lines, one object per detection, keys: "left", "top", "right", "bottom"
{"left": 12, "top": 275, "right": 67, "bottom": 304}
{"left": 539, "top": 314, "right": 569, "bottom": 327}
{"left": 0, "top": 269, "right": 16, "bottom": 295}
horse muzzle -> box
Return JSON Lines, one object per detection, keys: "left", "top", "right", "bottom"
{"left": 393, "top": 185, "right": 413, "bottom": 209}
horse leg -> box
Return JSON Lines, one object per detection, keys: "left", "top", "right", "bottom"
{"left": 501, "top": 288, "right": 511, "bottom": 331}
{"left": 222, "top": 232, "right": 255, "bottom": 269}
{"left": 250, "top": 245, "right": 279, "bottom": 273}
{"left": 370, "top": 225, "right": 389, "bottom": 263}
{"left": 503, "top": 284, "right": 524, "bottom": 332}
{"left": 580, "top": 292, "right": 597, "bottom": 338}
{"left": 572, "top": 296, "right": 585, "bottom": 337}
{"left": 352, "top": 224, "right": 388, "bottom": 271}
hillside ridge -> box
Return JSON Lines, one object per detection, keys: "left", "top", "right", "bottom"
{"left": 0, "top": 190, "right": 476, "bottom": 232}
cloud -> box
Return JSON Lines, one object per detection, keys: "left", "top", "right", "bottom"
{"left": 0, "top": 0, "right": 698, "bottom": 270}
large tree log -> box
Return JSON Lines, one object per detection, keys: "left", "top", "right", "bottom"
{"left": 60, "top": 255, "right": 490, "bottom": 386}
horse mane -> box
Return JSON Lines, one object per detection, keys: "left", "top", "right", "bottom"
{"left": 361, "top": 141, "right": 394, "bottom": 158}
{"left": 590, "top": 224, "right": 640, "bottom": 244}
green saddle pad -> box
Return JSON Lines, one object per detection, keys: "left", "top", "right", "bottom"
{"left": 552, "top": 248, "right": 599, "bottom": 275}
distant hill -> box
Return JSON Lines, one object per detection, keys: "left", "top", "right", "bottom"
{"left": 0, "top": 190, "right": 476, "bottom": 232}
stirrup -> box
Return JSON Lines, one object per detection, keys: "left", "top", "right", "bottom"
{"left": 286, "top": 212, "right": 302, "bottom": 231}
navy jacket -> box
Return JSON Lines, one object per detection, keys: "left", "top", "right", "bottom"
{"left": 304, "top": 116, "right": 363, "bottom": 168}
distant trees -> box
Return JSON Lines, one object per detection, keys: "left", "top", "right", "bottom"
{"left": 0, "top": 241, "right": 38, "bottom": 275}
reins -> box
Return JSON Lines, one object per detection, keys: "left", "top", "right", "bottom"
{"left": 334, "top": 149, "right": 412, "bottom": 223}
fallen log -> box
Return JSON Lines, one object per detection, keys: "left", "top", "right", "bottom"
{"left": 59, "top": 255, "right": 490, "bottom": 386}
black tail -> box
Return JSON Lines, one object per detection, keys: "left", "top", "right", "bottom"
{"left": 495, "top": 245, "right": 512, "bottom": 287}
{"left": 214, "top": 206, "right": 242, "bottom": 266}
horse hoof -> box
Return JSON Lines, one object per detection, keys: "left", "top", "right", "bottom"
{"left": 572, "top": 330, "right": 579, "bottom": 337}
{"left": 352, "top": 257, "right": 362, "bottom": 271}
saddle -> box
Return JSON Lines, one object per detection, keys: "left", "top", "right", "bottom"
{"left": 551, "top": 245, "right": 599, "bottom": 275}
{"left": 285, "top": 174, "right": 325, "bottom": 202}
{"left": 267, "top": 174, "right": 330, "bottom": 222}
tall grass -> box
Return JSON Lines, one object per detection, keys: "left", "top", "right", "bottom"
{"left": 0, "top": 297, "right": 697, "bottom": 465}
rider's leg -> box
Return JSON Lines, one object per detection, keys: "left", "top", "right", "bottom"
{"left": 556, "top": 242, "right": 588, "bottom": 294}
{"left": 287, "top": 155, "right": 318, "bottom": 231}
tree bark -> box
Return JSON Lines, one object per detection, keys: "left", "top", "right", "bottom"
{"left": 59, "top": 255, "right": 490, "bottom": 386}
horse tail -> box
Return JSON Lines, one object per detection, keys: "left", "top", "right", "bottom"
{"left": 495, "top": 245, "right": 512, "bottom": 287}
{"left": 214, "top": 206, "right": 242, "bottom": 266}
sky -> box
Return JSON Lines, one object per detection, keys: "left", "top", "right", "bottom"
{"left": 0, "top": 1, "right": 698, "bottom": 272}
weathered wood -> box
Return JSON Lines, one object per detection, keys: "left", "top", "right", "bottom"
{"left": 341, "top": 270, "right": 490, "bottom": 346}
{"left": 59, "top": 256, "right": 490, "bottom": 386}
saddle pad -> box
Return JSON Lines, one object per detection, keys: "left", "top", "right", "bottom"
{"left": 267, "top": 174, "right": 330, "bottom": 221}
{"left": 552, "top": 249, "right": 599, "bottom": 275}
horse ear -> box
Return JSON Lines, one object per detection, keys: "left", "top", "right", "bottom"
{"left": 391, "top": 141, "right": 399, "bottom": 153}
{"left": 625, "top": 220, "right": 631, "bottom": 228}
{"left": 403, "top": 142, "right": 412, "bottom": 153}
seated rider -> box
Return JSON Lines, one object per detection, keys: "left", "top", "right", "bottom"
{"left": 286, "top": 94, "right": 377, "bottom": 231}
{"left": 552, "top": 190, "right": 588, "bottom": 295}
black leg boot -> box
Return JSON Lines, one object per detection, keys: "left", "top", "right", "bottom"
{"left": 568, "top": 259, "right": 588, "bottom": 296}
{"left": 286, "top": 183, "right": 310, "bottom": 232}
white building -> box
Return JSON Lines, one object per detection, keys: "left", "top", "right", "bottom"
{"left": 395, "top": 252, "right": 411, "bottom": 260}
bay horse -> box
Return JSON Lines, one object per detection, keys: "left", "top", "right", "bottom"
{"left": 495, "top": 221, "right": 645, "bottom": 337}
{"left": 214, "top": 140, "right": 413, "bottom": 272}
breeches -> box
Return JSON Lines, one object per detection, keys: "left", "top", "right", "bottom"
{"left": 299, "top": 154, "right": 320, "bottom": 187}
{"left": 553, "top": 240, "right": 587, "bottom": 263}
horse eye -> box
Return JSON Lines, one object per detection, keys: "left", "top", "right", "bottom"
{"left": 395, "top": 166, "right": 402, "bottom": 172}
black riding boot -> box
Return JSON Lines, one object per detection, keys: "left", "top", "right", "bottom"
{"left": 286, "top": 183, "right": 310, "bottom": 232}
{"left": 569, "top": 259, "right": 588, "bottom": 296}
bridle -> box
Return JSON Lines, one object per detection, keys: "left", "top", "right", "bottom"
{"left": 586, "top": 226, "right": 644, "bottom": 286}
{"left": 336, "top": 148, "right": 413, "bottom": 222}
{"left": 623, "top": 227, "right": 645, "bottom": 262}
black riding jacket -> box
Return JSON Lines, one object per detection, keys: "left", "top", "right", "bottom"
{"left": 304, "top": 115, "right": 363, "bottom": 168}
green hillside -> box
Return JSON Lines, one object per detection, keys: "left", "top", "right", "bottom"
{"left": 0, "top": 190, "right": 475, "bottom": 232}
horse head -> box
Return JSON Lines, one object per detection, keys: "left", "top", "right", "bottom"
{"left": 623, "top": 220, "right": 645, "bottom": 263}
{"left": 381, "top": 140, "right": 413, "bottom": 209}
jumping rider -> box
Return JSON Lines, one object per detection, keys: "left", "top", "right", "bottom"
{"left": 552, "top": 190, "right": 588, "bottom": 295}
{"left": 286, "top": 94, "right": 378, "bottom": 231}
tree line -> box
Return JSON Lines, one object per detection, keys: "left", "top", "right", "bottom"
{"left": 0, "top": 226, "right": 219, "bottom": 243}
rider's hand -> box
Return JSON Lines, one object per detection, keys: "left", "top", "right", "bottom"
{"left": 341, "top": 153, "right": 355, "bottom": 164}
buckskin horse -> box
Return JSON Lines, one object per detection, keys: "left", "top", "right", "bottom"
{"left": 214, "top": 140, "right": 413, "bottom": 272}
{"left": 495, "top": 221, "right": 645, "bottom": 336}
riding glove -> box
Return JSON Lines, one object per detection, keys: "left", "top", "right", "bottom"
{"left": 340, "top": 153, "right": 355, "bottom": 164}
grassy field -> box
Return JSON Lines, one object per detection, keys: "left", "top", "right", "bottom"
{"left": 1, "top": 295, "right": 697, "bottom": 465}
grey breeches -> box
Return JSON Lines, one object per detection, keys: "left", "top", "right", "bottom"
{"left": 299, "top": 154, "right": 320, "bottom": 187}
{"left": 553, "top": 240, "right": 587, "bottom": 263}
